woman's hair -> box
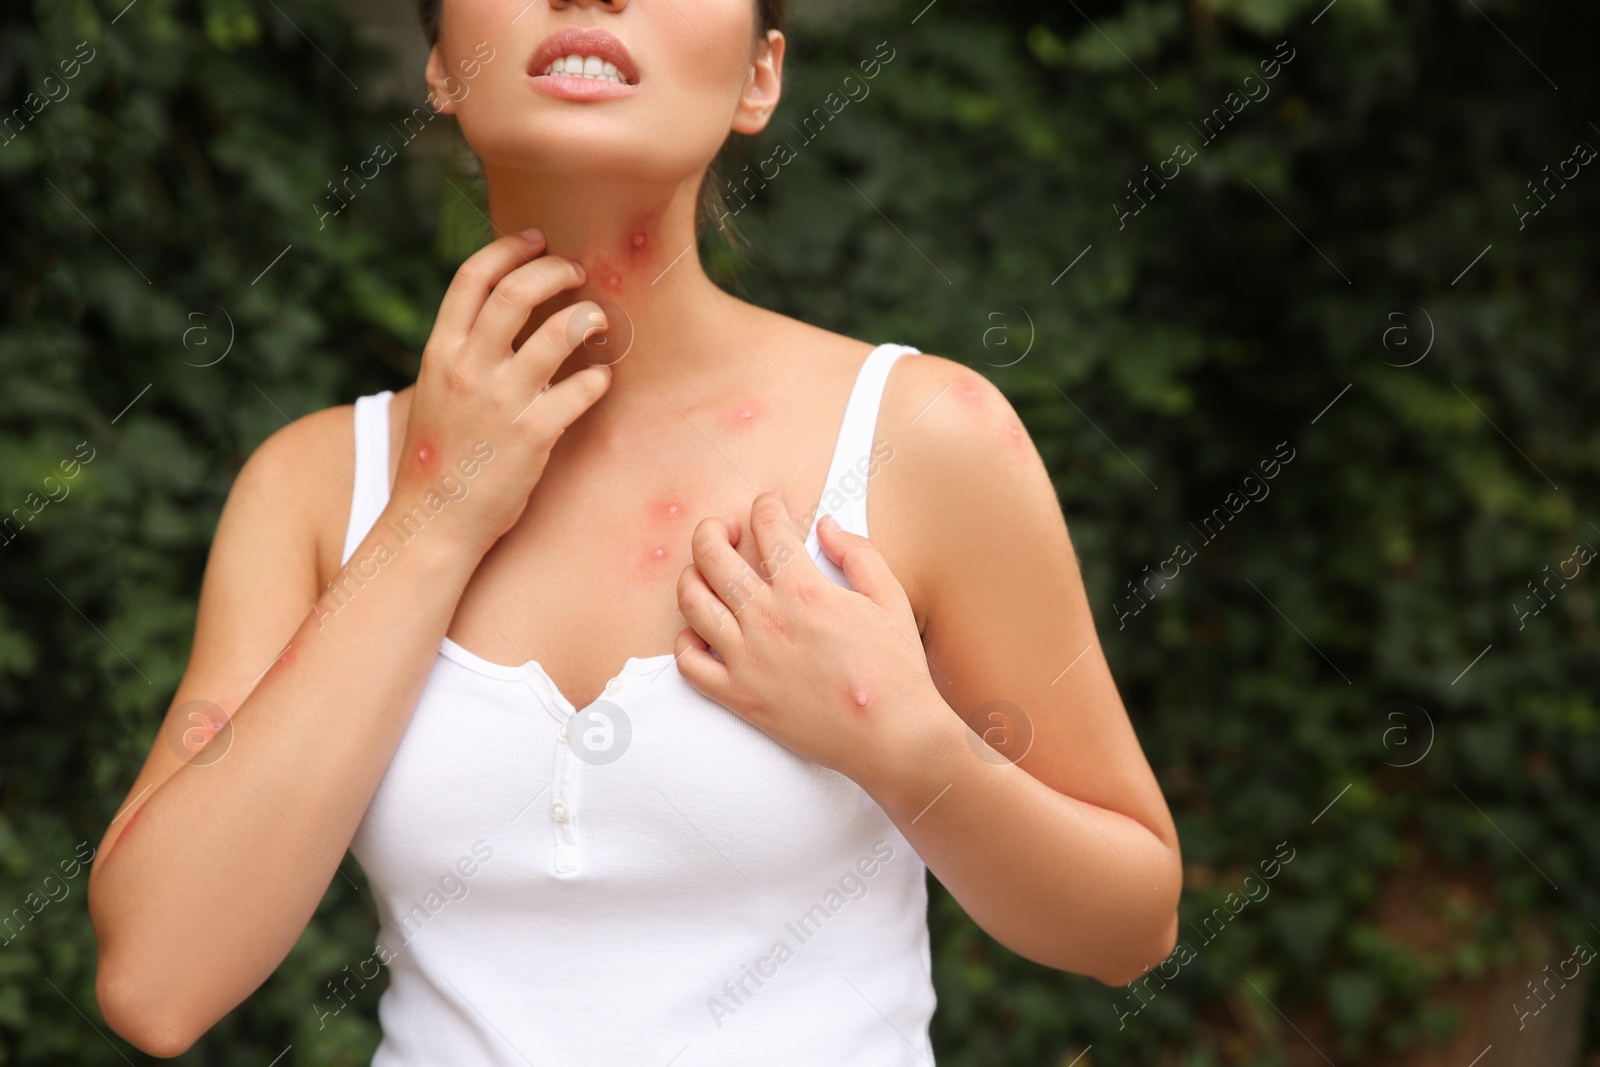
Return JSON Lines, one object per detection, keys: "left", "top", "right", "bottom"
{"left": 416, "top": 0, "right": 787, "bottom": 251}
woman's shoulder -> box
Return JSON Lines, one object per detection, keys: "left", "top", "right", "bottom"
{"left": 878, "top": 350, "right": 1030, "bottom": 465}
{"left": 761, "top": 315, "right": 1032, "bottom": 481}
{"left": 228, "top": 397, "right": 367, "bottom": 588}
{"left": 869, "top": 348, "right": 1062, "bottom": 616}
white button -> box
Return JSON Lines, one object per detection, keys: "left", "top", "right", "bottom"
{"left": 604, "top": 678, "right": 621, "bottom": 694}
{"left": 551, "top": 802, "right": 569, "bottom": 823}
{"left": 557, "top": 720, "right": 570, "bottom": 742}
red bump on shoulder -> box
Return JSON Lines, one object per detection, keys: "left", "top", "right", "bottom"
{"left": 1005, "top": 417, "right": 1029, "bottom": 452}
{"left": 954, "top": 374, "right": 988, "bottom": 406}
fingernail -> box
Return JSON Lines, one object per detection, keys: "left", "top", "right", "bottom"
{"left": 518, "top": 227, "right": 543, "bottom": 241}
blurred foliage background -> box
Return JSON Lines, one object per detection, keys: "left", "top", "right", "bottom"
{"left": 2, "top": 0, "right": 1597, "bottom": 1063}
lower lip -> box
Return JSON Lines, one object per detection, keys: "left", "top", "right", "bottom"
{"left": 529, "top": 74, "right": 638, "bottom": 101}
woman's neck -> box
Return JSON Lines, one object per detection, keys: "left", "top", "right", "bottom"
{"left": 483, "top": 167, "right": 753, "bottom": 398}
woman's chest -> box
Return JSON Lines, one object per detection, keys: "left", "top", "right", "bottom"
{"left": 349, "top": 651, "right": 893, "bottom": 899}
{"left": 441, "top": 448, "right": 835, "bottom": 708}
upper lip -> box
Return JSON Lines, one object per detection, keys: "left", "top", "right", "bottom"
{"left": 529, "top": 26, "right": 639, "bottom": 85}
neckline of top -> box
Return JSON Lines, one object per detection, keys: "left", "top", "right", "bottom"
{"left": 437, "top": 635, "right": 677, "bottom": 715}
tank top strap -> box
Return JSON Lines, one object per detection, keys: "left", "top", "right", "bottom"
{"left": 341, "top": 390, "right": 395, "bottom": 567}
{"left": 803, "top": 343, "right": 919, "bottom": 552}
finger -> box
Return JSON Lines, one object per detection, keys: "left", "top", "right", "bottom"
{"left": 468, "top": 255, "right": 587, "bottom": 366}
{"left": 509, "top": 363, "right": 612, "bottom": 434}
{"left": 431, "top": 229, "right": 549, "bottom": 352}
{"left": 673, "top": 627, "right": 734, "bottom": 708}
{"left": 691, "top": 517, "right": 766, "bottom": 616}
{"left": 747, "top": 489, "right": 813, "bottom": 587}
{"left": 509, "top": 300, "right": 608, "bottom": 389}
{"left": 817, "top": 515, "right": 900, "bottom": 604}
{"left": 676, "top": 563, "right": 744, "bottom": 655}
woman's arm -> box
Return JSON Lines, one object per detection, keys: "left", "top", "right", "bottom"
{"left": 88, "top": 407, "right": 482, "bottom": 1057}
{"left": 88, "top": 230, "right": 610, "bottom": 1056}
{"left": 673, "top": 354, "right": 1180, "bottom": 988}
{"left": 865, "top": 356, "right": 1181, "bottom": 985}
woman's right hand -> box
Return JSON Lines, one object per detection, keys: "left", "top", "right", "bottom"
{"left": 389, "top": 227, "right": 611, "bottom": 558}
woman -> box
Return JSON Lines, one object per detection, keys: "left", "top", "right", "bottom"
{"left": 88, "top": 0, "right": 1182, "bottom": 1061}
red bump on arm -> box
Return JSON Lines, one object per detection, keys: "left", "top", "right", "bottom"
{"left": 118, "top": 802, "right": 146, "bottom": 842}
{"left": 256, "top": 641, "right": 297, "bottom": 690}
{"left": 404, "top": 432, "right": 443, "bottom": 479}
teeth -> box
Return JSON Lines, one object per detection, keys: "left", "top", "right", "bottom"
{"left": 542, "top": 53, "right": 629, "bottom": 84}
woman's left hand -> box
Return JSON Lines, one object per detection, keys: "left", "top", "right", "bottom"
{"left": 674, "top": 490, "right": 953, "bottom": 801}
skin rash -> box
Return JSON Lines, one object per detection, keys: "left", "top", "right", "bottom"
{"left": 587, "top": 200, "right": 669, "bottom": 295}
{"left": 950, "top": 374, "right": 1031, "bottom": 455}
{"left": 632, "top": 493, "right": 693, "bottom": 578}
{"left": 409, "top": 434, "right": 444, "bottom": 477}
{"left": 718, "top": 397, "right": 767, "bottom": 433}
{"left": 248, "top": 642, "right": 299, "bottom": 698}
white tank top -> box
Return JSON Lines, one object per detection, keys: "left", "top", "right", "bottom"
{"left": 343, "top": 343, "right": 938, "bottom": 1066}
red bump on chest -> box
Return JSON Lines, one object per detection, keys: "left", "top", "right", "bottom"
{"left": 628, "top": 494, "right": 693, "bottom": 579}
{"left": 631, "top": 541, "right": 681, "bottom": 581}
{"left": 717, "top": 397, "right": 766, "bottom": 434}
{"left": 645, "top": 493, "right": 691, "bottom": 525}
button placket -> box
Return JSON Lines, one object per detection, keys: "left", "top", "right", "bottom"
{"left": 550, "top": 734, "right": 582, "bottom": 874}
{"left": 521, "top": 664, "right": 584, "bottom": 876}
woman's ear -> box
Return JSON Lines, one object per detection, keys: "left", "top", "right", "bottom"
{"left": 423, "top": 44, "right": 457, "bottom": 115}
{"left": 731, "top": 29, "right": 785, "bottom": 136}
